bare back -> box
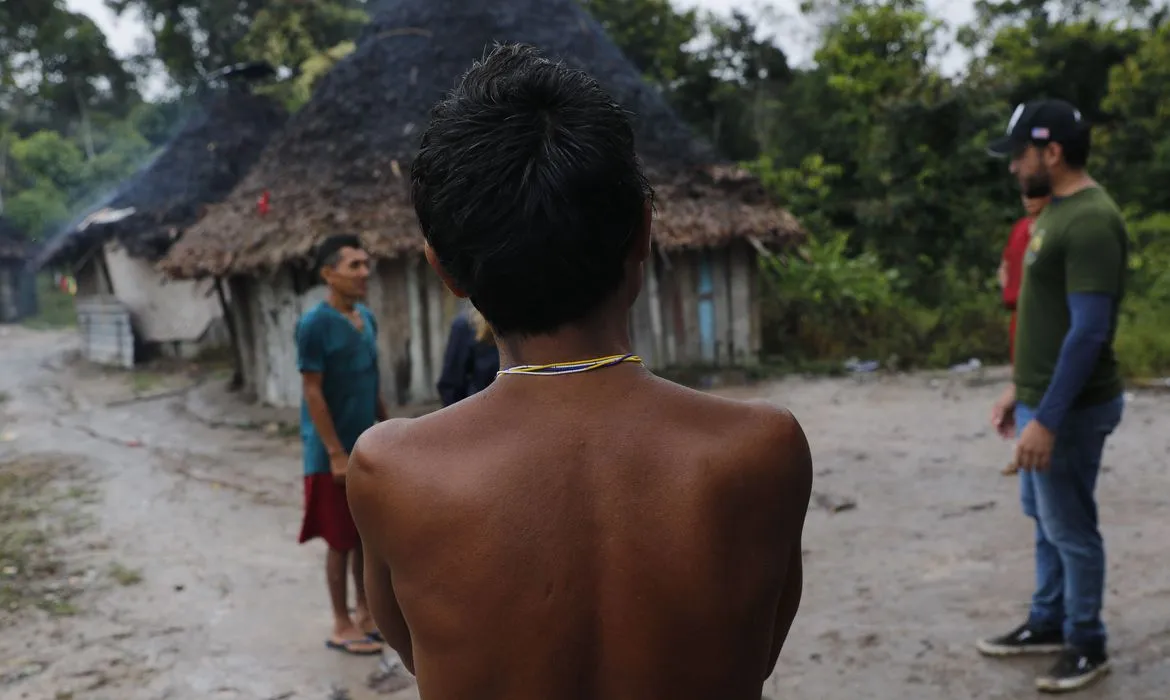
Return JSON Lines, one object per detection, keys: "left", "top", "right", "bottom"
{"left": 348, "top": 368, "right": 812, "bottom": 700}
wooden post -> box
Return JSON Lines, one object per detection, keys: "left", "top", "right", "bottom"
{"left": 712, "top": 247, "right": 731, "bottom": 367}
{"left": 214, "top": 276, "right": 243, "bottom": 390}
{"left": 405, "top": 257, "right": 429, "bottom": 403}
{"left": 646, "top": 253, "right": 664, "bottom": 368}
{"left": 729, "top": 243, "right": 754, "bottom": 365}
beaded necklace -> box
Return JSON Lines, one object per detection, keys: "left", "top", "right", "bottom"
{"left": 496, "top": 353, "right": 644, "bottom": 377}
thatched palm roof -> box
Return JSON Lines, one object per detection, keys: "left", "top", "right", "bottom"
{"left": 162, "top": 0, "right": 804, "bottom": 280}
{"left": 37, "top": 90, "right": 288, "bottom": 269}
{"left": 0, "top": 216, "right": 33, "bottom": 261}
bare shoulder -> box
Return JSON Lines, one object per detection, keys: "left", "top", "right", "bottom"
{"left": 653, "top": 379, "right": 812, "bottom": 505}
{"left": 347, "top": 414, "right": 447, "bottom": 532}
{"left": 724, "top": 397, "right": 811, "bottom": 492}
{"left": 350, "top": 405, "right": 474, "bottom": 483}
{"left": 657, "top": 378, "right": 809, "bottom": 459}
{"left": 350, "top": 416, "right": 413, "bottom": 478}
{"left": 714, "top": 397, "right": 812, "bottom": 529}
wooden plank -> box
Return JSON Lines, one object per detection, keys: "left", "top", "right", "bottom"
{"left": 365, "top": 268, "right": 395, "bottom": 406}
{"left": 696, "top": 251, "right": 716, "bottom": 364}
{"left": 728, "top": 243, "right": 754, "bottom": 366}
{"left": 645, "top": 255, "right": 665, "bottom": 367}
{"left": 424, "top": 267, "right": 446, "bottom": 401}
{"left": 405, "top": 257, "right": 429, "bottom": 403}
{"left": 246, "top": 278, "right": 266, "bottom": 403}
{"left": 269, "top": 272, "right": 294, "bottom": 408}
{"left": 255, "top": 273, "right": 283, "bottom": 407}
{"left": 629, "top": 266, "right": 657, "bottom": 367}
{"left": 255, "top": 269, "right": 308, "bottom": 409}
{"left": 711, "top": 247, "right": 731, "bottom": 366}
{"left": 378, "top": 260, "right": 413, "bottom": 406}
{"left": 675, "top": 252, "right": 700, "bottom": 364}
{"left": 749, "top": 251, "right": 762, "bottom": 359}
{"left": 655, "top": 253, "right": 678, "bottom": 366}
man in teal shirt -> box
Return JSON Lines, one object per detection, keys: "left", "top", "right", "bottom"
{"left": 296, "top": 234, "right": 398, "bottom": 667}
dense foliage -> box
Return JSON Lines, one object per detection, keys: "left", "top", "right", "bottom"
{"left": 3, "top": 0, "right": 1168, "bottom": 374}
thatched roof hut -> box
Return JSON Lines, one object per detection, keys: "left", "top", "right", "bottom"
{"left": 37, "top": 90, "right": 288, "bottom": 269}
{"left": 0, "top": 217, "right": 33, "bottom": 262}
{"left": 161, "top": 0, "right": 803, "bottom": 279}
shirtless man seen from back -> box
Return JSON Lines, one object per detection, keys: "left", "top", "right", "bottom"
{"left": 347, "top": 43, "right": 812, "bottom": 700}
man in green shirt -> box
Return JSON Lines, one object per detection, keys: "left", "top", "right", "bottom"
{"left": 977, "top": 99, "right": 1127, "bottom": 694}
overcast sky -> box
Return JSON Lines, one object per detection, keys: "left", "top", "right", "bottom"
{"left": 66, "top": 0, "right": 976, "bottom": 88}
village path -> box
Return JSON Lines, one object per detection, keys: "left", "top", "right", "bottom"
{"left": 2, "top": 325, "right": 1170, "bottom": 700}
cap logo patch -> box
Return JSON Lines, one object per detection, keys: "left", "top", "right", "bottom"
{"left": 1031, "top": 127, "right": 1050, "bottom": 139}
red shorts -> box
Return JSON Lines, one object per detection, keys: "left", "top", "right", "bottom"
{"left": 299, "top": 473, "right": 360, "bottom": 552}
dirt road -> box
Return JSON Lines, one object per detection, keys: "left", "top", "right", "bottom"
{"left": 2, "top": 326, "right": 1168, "bottom": 699}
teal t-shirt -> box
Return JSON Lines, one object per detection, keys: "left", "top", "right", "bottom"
{"left": 296, "top": 301, "right": 380, "bottom": 476}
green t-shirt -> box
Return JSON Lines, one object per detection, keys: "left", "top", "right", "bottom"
{"left": 1014, "top": 187, "right": 1127, "bottom": 408}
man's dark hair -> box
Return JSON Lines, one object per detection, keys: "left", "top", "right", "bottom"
{"left": 411, "top": 43, "right": 653, "bottom": 337}
{"left": 1058, "top": 127, "right": 1091, "bottom": 169}
{"left": 314, "top": 234, "right": 364, "bottom": 274}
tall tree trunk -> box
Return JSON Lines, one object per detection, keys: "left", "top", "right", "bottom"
{"left": 75, "top": 83, "right": 95, "bottom": 160}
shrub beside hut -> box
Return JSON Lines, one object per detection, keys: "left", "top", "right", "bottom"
{"left": 160, "top": 0, "right": 804, "bottom": 408}
{"left": 34, "top": 84, "right": 287, "bottom": 366}
{"left": 0, "top": 217, "right": 38, "bottom": 323}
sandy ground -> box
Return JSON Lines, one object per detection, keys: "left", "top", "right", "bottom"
{"left": 1, "top": 325, "right": 1168, "bottom": 700}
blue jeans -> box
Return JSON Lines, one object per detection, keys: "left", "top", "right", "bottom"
{"left": 1017, "top": 396, "right": 1124, "bottom": 654}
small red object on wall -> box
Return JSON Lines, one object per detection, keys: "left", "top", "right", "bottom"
{"left": 257, "top": 190, "right": 270, "bottom": 216}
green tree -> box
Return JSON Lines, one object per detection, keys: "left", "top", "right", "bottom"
{"left": 584, "top": 0, "right": 793, "bottom": 160}
{"left": 581, "top": 0, "right": 699, "bottom": 85}
{"left": 1096, "top": 21, "right": 1170, "bottom": 210}
{"left": 107, "top": 0, "right": 369, "bottom": 90}
{"left": 10, "top": 131, "right": 85, "bottom": 192}
{"left": 4, "top": 183, "right": 70, "bottom": 239}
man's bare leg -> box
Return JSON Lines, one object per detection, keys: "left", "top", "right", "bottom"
{"left": 327, "top": 547, "right": 379, "bottom": 652}
{"left": 351, "top": 540, "right": 376, "bottom": 636}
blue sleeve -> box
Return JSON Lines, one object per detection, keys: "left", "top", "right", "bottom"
{"left": 296, "top": 312, "right": 326, "bottom": 374}
{"left": 1033, "top": 293, "right": 1113, "bottom": 431}
{"left": 437, "top": 317, "right": 473, "bottom": 407}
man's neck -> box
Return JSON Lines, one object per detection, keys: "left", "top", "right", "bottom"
{"left": 327, "top": 290, "right": 357, "bottom": 313}
{"left": 497, "top": 314, "right": 633, "bottom": 370}
{"left": 1050, "top": 169, "right": 1096, "bottom": 198}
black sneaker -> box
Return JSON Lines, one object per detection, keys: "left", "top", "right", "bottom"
{"left": 1035, "top": 647, "right": 1111, "bottom": 693}
{"left": 976, "top": 622, "right": 1065, "bottom": 657}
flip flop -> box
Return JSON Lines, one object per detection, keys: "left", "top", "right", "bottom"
{"left": 366, "top": 630, "right": 385, "bottom": 643}
{"left": 326, "top": 637, "right": 382, "bottom": 656}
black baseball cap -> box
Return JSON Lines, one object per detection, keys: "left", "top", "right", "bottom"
{"left": 987, "top": 99, "right": 1088, "bottom": 158}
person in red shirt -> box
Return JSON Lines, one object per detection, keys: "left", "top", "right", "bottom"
{"left": 999, "top": 193, "right": 1050, "bottom": 361}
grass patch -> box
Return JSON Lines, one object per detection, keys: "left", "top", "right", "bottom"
{"left": 129, "top": 371, "right": 163, "bottom": 394}
{"left": 0, "top": 455, "right": 87, "bottom": 622}
{"left": 276, "top": 422, "right": 300, "bottom": 438}
{"left": 192, "top": 344, "right": 236, "bottom": 368}
{"left": 108, "top": 562, "right": 143, "bottom": 587}
{"left": 37, "top": 598, "right": 78, "bottom": 617}
{"left": 66, "top": 485, "right": 99, "bottom": 505}
{"left": 21, "top": 274, "right": 76, "bottom": 330}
